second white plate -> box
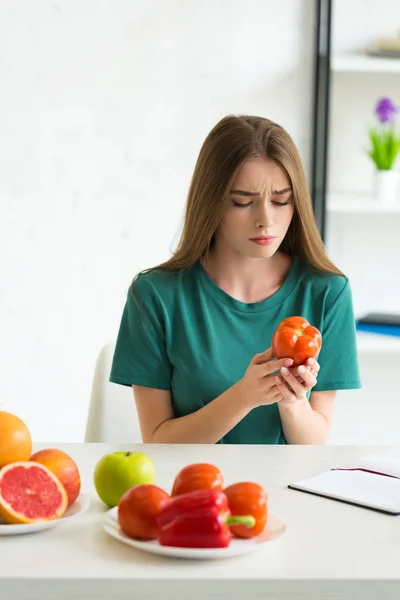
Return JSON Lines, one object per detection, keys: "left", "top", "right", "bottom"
{"left": 103, "top": 506, "right": 287, "bottom": 560}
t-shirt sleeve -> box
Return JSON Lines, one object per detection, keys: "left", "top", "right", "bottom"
{"left": 109, "top": 274, "right": 172, "bottom": 391}
{"left": 313, "top": 278, "right": 361, "bottom": 392}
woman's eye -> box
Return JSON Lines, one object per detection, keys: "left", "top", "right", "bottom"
{"left": 232, "top": 200, "right": 253, "bottom": 208}
{"left": 231, "top": 199, "right": 291, "bottom": 208}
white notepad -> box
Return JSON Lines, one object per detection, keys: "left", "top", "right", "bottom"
{"left": 288, "top": 449, "right": 400, "bottom": 515}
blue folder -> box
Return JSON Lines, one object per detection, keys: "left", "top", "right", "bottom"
{"left": 356, "top": 322, "right": 400, "bottom": 337}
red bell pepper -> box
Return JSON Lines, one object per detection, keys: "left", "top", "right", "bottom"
{"left": 157, "top": 489, "right": 255, "bottom": 548}
{"left": 157, "top": 488, "right": 230, "bottom": 528}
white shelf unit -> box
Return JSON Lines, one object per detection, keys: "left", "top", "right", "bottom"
{"left": 328, "top": 193, "right": 400, "bottom": 214}
{"left": 332, "top": 53, "right": 400, "bottom": 73}
{"left": 356, "top": 331, "right": 400, "bottom": 353}
{"left": 329, "top": 53, "right": 400, "bottom": 356}
{"left": 328, "top": 193, "right": 400, "bottom": 354}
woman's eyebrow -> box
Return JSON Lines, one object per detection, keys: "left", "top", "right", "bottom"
{"left": 229, "top": 187, "right": 292, "bottom": 196}
{"left": 272, "top": 187, "right": 292, "bottom": 195}
{"left": 229, "top": 189, "right": 258, "bottom": 196}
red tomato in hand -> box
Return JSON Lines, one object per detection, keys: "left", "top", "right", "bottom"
{"left": 272, "top": 316, "right": 322, "bottom": 367}
{"left": 118, "top": 484, "right": 170, "bottom": 540}
{"left": 224, "top": 482, "right": 268, "bottom": 539}
{"left": 171, "top": 463, "right": 224, "bottom": 497}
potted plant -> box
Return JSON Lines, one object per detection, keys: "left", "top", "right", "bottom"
{"left": 367, "top": 97, "right": 400, "bottom": 204}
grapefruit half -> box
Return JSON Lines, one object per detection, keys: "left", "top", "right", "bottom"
{"left": 0, "top": 461, "right": 68, "bottom": 524}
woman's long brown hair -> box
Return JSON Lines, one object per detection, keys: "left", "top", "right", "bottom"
{"left": 133, "top": 114, "right": 343, "bottom": 283}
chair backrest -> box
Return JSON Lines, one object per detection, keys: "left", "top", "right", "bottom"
{"left": 85, "top": 342, "right": 143, "bottom": 443}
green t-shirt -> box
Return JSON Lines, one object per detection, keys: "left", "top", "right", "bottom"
{"left": 110, "top": 256, "right": 361, "bottom": 444}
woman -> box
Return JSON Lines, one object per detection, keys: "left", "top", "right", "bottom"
{"left": 110, "top": 115, "right": 361, "bottom": 444}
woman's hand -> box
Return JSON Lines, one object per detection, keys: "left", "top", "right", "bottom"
{"left": 237, "top": 348, "right": 293, "bottom": 409}
{"left": 275, "top": 358, "right": 320, "bottom": 405}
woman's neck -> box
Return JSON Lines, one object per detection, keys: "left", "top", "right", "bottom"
{"left": 200, "top": 250, "right": 292, "bottom": 304}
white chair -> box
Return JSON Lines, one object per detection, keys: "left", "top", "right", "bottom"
{"left": 85, "top": 342, "right": 143, "bottom": 443}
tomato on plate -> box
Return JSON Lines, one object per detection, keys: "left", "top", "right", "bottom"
{"left": 118, "top": 484, "right": 170, "bottom": 540}
{"left": 171, "top": 463, "right": 224, "bottom": 497}
{"left": 272, "top": 316, "right": 322, "bottom": 367}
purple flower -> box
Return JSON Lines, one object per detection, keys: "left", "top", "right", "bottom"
{"left": 375, "top": 97, "right": 398, "bottom": 124}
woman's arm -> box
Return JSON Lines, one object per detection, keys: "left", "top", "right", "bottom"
{"left": 133, "top": 383, "right": 254, "bottom": 444}
{"left": 278, "top": 390, "right": 337, "bottom": 444}
{"left": 134, "top": 349, "right": 290, "bottom": 444}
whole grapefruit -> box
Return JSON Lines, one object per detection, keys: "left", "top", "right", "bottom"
{"left": 30, "top": 448, "right": 81, "bottom": 506}
{"left": 0, "top": 411, "right": 32, "bottom": 468}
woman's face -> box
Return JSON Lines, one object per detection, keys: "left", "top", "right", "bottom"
{"left": 214, "top": 157, "right": 294, "bottom": 259}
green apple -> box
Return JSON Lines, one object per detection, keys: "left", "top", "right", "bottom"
{"left": 93, "top": 451, "right": 156, "bottom": 508}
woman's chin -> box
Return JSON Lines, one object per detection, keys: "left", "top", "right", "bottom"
{"left": 246, "top": 244, "right": 277, "bottom": 258}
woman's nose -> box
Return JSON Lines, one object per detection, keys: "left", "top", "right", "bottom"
{"left": 255, "top": 203, "right": 273, "bottom": 229}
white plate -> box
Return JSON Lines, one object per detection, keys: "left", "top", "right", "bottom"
{"left": 0, "top": 493, "right": 90, "bottom": 536}
{"left": 103, "top": 506, "right": 287, "bottom": 560}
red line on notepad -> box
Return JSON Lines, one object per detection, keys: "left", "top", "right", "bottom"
{"left": 332, "top": 468, "right": 400, "bottom": 480}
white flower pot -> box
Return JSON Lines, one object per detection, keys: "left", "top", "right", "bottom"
{"left": 373, "top": 170, "right": 399, "bottom": 205}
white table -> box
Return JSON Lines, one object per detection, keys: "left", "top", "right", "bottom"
{"left": 1, "top": 443, "right": 399, "bottom": 600}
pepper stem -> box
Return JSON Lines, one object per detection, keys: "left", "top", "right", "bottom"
{"left": 226, "top": 515, "right": 256, "bottom": 528}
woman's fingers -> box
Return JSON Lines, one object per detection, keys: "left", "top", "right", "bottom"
{"left": 278, "top": 365, "right": 317, "bottom": 396}
{"left": 256, "top": 357, "right": 293, "bottom": 376}
{"left": 269, "top": 358, "right": 293, "bottom": 375}
{"left": 292, "top": 358, "right": 320, "bottom": 383}
{"left": 275, "top": 376, "right": 296, "bottom": 402}
{"left": 306, "top": 357, "right": 320, "bottom": 374}
{"left": 252, "top": 347, "right": 275, "bottom": 364}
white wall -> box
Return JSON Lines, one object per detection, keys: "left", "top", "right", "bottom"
{"left": 1, "top": 0, "right": 315, "bottom": 441}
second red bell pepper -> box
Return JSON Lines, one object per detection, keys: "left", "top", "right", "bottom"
{"left": 156, "top": 489, "right": 255, "bottom": 548}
